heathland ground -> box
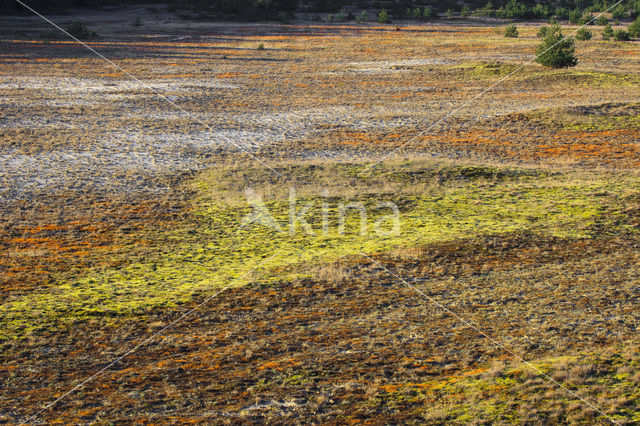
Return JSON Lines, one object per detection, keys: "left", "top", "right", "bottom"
{"left": 1, "top": 7, "right": 639, "bottom": 424}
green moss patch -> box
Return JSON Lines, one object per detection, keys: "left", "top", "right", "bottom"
{"left": 1, "top": 162, "right": 638, "bottom": 339}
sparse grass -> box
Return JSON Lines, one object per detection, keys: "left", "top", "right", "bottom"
{"left": 415, "top": 347, "right": 640, "bottom": 424}
{"left": 524, "top": 102, "right": 640, "bottom": 130}
{"left": 458, "top": 63, "right": 640, "bottom": 88}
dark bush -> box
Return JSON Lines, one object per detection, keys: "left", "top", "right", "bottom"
{"left": 554, "top": 7, "right": 569, "bottom": 20}
{"left": 378, "top": 9, "right": 390, "bottom": 24}
{"left": 602, "top": 23, "right": 614, "bottom": 40}
{"left": 504, "top": 24, "right": 518, "bottom": 37}
{"left": 614, "top": 29, "right": 631, "bottom": 40}
{"left": 568, "top": 8, "right": 583, "bottom": 24}
{"left": 611, "top": 5, "right": 628, "bottom": 20}
{"left": 575, "top": 27, "right": 592, "bottom": 40}
{"left": 595, "top": 15, "right": 608, "bottom": 26}
{"left": 66, "top": 21, "right": 96, "bottom": 39}
{"left": 629, "top": 19, "right": 640, "bottom": 37}
{"left": 536, "top": 26, "right": 577, "bottom": 68}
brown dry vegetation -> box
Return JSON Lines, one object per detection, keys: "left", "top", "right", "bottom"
{"left": 1, "top": 6, "right": 639, "bottom": 425}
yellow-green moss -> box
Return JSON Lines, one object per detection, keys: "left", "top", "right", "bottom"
{"left": 1, "top": 163, "right": 638, "bottom": 339}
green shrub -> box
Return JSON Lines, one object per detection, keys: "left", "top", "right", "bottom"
{"left": 461, "top": 5, "right": 471, "bottom": 18}
{"left": 481, "top": 1, "right": 494, "bottom": 17}
{"left": 575, "top": 27, "right": 592, "bottom": 40}
{"left": 66, "top": 21, "right": 96, "bottom": 39}
{"left": 356, "top": 10, "right": 368, "bottom": 23}
{"left": 611, "top": 5, "right": 628, "bottom": 20}
{"left": 595, "top": 15, "right": 608, "bottom": 26}
{"left": 614, "top": 29, "right": 631, "bottom": 41}
{"left": 423, "top": 6, "right": 434, "bottom": 19}
{"left": 538, "top": 25, "right": 550, "bottom": 38}
{"left": 446, "top": 8, "right": 455, "bottom": 18}
{"left": 257, "top": 43, "right": 265, "bottom": 50}
{"left": 536, "top": 26, "right": 577, "bottom": 68}
{"left": 531, "top": 4, "right": 550, "bottom": 19}
{"left": 378, "top": 9, "right": 391, "bottom": 24}
{"left": 406, "top": 7, "right": 420, "bottom": 18}
{"left": 629, "top": 19, "right": 640, "bottom": 37}
{"left": 554, "top": 7, "right": 569, "bottom": 20}
{"left": 578, "top": 13, "right": 593, "bottom": 25}
{"left": 504, "top": 24, "right": 519, "bottom": 38}
{"left": 500, "top": 0, "right": 527, "bottom": 19}
{"left": 568, "top": 9, "right": 583, "bottom": 24}
{"left": 334, "top": 9, "right": 348, "bottom": 21}
{"left": 602, "top": 24, "right": 614, "bottom": 40}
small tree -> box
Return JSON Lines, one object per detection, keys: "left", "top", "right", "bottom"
{"left": 611, "top": 5, "right": 628, "bottom": 20}
{"left": 334, "top": 9, "right": 348, "bottom": 21}
{"left": 575, "top": 28, "right": 592, "bottom": 40}
{"left": 536, "top": 26, "right": 577, "bottom": 68}
{"left": 629, "top": 19, "right": 640, "bottom": 37}
{"left": 568, "top": 8, "right": 583, "bottom": 24}
{"left": 406, "top": 7, "right": 421, "bottom": 19}
{"left": 602, "top": 24, "right": 614, "bottom": 40}
{"left": 595, "top": 15, "right": 608, "bottom": 26}
{"left": 482, "top": 2, "right": 494, "bottom": 17}
{"left": 554, "top": 8, "right": 568, "bottom": 20}
{"left": 378, "top": 9, "right": 391, "bottom": 23}
{"left": 504, "top": 24, "right": 519, "bottom": 37}
{"left": 537, "top": 24, "right": 555, "bottom": 38}
{"left": 614, "top": 29, "right": 631, "bottom": 41}
{"left": 66, "top": 21, "right": 96, "bottom": 39}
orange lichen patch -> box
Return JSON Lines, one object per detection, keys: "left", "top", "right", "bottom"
{"left": 537, "top": 142, "right": 640, "bottom": 160}
{"left": 334, "top": 131, "right": 405, "bottom": 147}
{"left": 0, "top": 198, "right": 186, "bottom": 294}
{"left": 554, "top": 129, "right": 634, "bottom": 140}
{"left": 419, "top": 130, "right": 515, "bottom": 149}
{"left": 258, "top": 358, "right": 300, "bottom": 371}
{"left": 609, "top": 50, "right": 640, "bottom": 56}
{"left": 380, "top": 367, "right": 487, "bottom": 393}
{"left": 461, "top": 368, "right": 487, "bottom": 376}
{"left": 217, "top": 72, "right": 261, "bottom": 79}
{"left": 448, "top": 136, "right": 512, "bottom": 147}
{"left": 156, "top": 73, "right": 196, "bottom": 78}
